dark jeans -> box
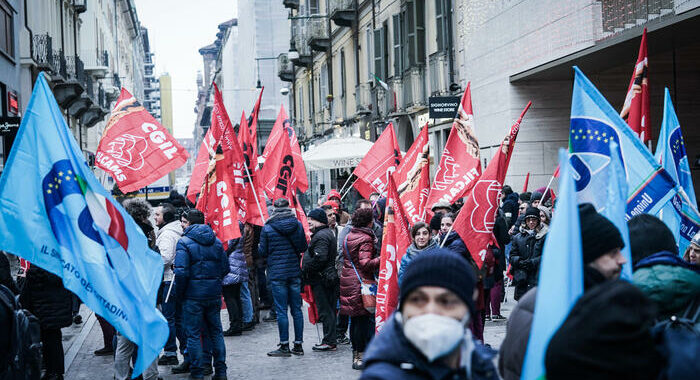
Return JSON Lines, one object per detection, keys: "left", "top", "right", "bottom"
{"left": 174, "top": 297, "right": 187, "bottom": 357}
{"left": 183, "top": 298, "right": 226, "bottom": 378}
{"left": 71, "top": 293, "right": 81, "bottom": 316}
{"left": 487, "top": 280, "right": 504, "bottom": 316}
{"left": 257, "top": 267, "right": 271, "bottom": 306}
{"left": 158, "top": 281, "right": 177, "bottom": 355}
{"left": 349, "top": 315, "right": 374, "bottom": 352}
{"left": 269, "top": 277, "right": 304, "bottom": 344}
{"left": 95, "top": 315, "right": 115, "bottom": 349}
{"left": 222, "top": 283, "right": 242, "bottom": 332}
{"left": 41, "top": 328, "right": 64, "bottom": 375}
{"left": 311, "top": 283, "right": 337, "bottom": 345}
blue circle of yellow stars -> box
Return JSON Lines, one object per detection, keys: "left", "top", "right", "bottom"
{"left": 570, "top": 119, "right": 620, "bottom": 156}
{"left": 571, "top": 128, "right": 617, "bottom": 144}
{"left": 43, "top": 160, "right": 85, "bottom": 212}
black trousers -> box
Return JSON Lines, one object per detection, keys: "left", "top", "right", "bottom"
{"left": 311, "top": 283, "right": 337, "bottom": 345}
{"left": 349, "top": 315, "right": 375, "bottom": 353}
{"left": 41, "top": 328, "right": 64, "bottom": 375}
{"left": 222, "top": 283, "right": 242, "bottom": 332}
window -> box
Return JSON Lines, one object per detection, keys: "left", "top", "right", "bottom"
{"left": 0, "top": 0, "right": 14, "bottom": 59}
{"left": 340, "top": 49, "right": 346, "bottom": 98}
{"left": 374, "top": 27, "right": 385, "bottom": 80}
{"left": 298, "top": 84, "right": 304, "bottom": 122}
{"left": 392, "top": 15, "right": 402, "bottom": 76}
{"left": 366, "top": 26, "right": 373, "bottom": 81}
{"left": 395, "top": 0, "right": 426, "bottom": 72}
{"left": 320, "top": 61, "right": 328, "bottom": 107}
{"left": 435, "top": 0, "right": 452, "bottom": 52}
{"left": 308, "top": 0, "right": 319, "bottom": 14}
{"left": 308, "top": 80, "right": 313, "bottom": 118}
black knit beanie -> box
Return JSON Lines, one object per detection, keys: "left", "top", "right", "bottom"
{"left": 308, "top": 208, "right": 328, "bottom": 225}
{"left": 524, "top": 207, "right": 540, "bottom": 220}
{"left": 578, "top": 203, "right": 624, "bottom": 264}
{"left": 429, "top": 212, "right": 444, "bottom": 231}
{"left": 399, "top": 249, "right": 476, "bottom": 316}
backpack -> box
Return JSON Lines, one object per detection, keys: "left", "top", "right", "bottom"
{"left": 0, "top": 285, "right": 42, "bottom": 380}
{"left": 651, "top": 300, "right": 700, "bottom": 380}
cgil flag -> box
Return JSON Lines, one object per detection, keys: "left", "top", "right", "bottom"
{"left": 620, "top": 28, "right": 650, "bottom": 144}
{"left": 187, "top": 127, "right": 215, "bottom": 203}
{"left": 426, "top": 82, "right": 482, "bottom": 209}
{"left": 238, "top": 111, "right": 268, "bottom": 226}
{"left": 521, "top": 148, "right": 584, "bottom": 380}
{"left": 261, "top": 105, "right": 308, "bottom": 194}
{"left": 96, "top": 88, "right": 189, "bottom": 193}
{"left": 352, "top": 123, "right": 403, "bottom": 199}
{"left": 247, "top": 87, "right": 263, "bottom": 150}
{"left": 392, "top": 123, "right": 430, "bottom": 223}
{"left": 0, "top": 74, "right": 168, "bottom": 377}
{"left": 569, "top": 66, "right": 677, "bottom": 218}
{"left": 455, "top": 102, "right": 531, "bottom": 268}
{"left": 654, "top": 88, "right": 700, "bottom": 254}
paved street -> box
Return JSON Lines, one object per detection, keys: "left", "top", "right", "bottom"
{"left": 63, "top": 288, "right": 515, "bottom": 379}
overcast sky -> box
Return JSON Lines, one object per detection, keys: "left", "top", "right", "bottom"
{"left": 134, "top": 0, "right": 237, "bottom": 138}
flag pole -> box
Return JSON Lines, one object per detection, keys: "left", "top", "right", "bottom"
{"left": 337, "top": 173, "right": 355, "bottom": 198}
{"left": 542, "top": 175, "right": 556, "bottom": 203}
{"left": 340, "top": 177, "right": 360, "bottom": 201}
{"left": 439, "top": 223, "right": 454, "bottom": 248}
{"left": 242, "top": 161, "right": 267, "bottom": 224}
{"left": 164, "top": 277, "right": 175, "bottom": 303}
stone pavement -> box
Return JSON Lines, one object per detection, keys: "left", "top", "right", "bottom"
{"left": 64, "top": 287, "right": 515, "bottom": 379}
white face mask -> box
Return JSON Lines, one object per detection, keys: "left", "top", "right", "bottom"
{"left": 402, "top": 312, "right": 469, "bottom": 362}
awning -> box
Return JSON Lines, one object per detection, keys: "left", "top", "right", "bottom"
{"left": 302, "top": 137, "right": 375, "bottom": 171}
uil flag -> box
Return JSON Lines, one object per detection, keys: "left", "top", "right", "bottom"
{"left": 569, "top": 67, "right": 677, "bottom": 217}
{"left": 375, "top": 177, "right": 412, "bottom": 332}
{"left": 187, "top": 128, "right": 215, "bottom": 203}
{"left": 96, "top": 88, "right": 189, "bottom": 193}
{"left": 654, "top": 89, "right": 700, "bottom": 254}
{"left": 196, "top": 149, "right": 243, "bottom": 240}
{"left": 454, "top": 102, "right": 531, "bottom": 268}
{"left": 426, "top": 83, "right": 481, "bottom": 208}
{"left": 0, "top": 74, "right": 168, "bottom": 377}
{"left": 261, "top": 105, "right": 308, "bottom": 193}
{"left": 620, "top": 28, "right": 650, "bottom": 144}
{"left": 248, "top": 87, "right": 263, "bottom": 149}
{"left": 352, "top": 123, "right": 403, "bottom": 199}
{"left": 238, "top": 112, "right": 268, "bottom": 226}
{"left": 393, "top": 123, "right": 430, "bottom": 224}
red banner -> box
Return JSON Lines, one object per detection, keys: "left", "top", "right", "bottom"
{"left": 375, "top": 177, "right": 412, "bottom": 332}
{"left": 426, "top": 83, "right": 482, "bottom": 208}
{"left": 454, "top": 102, "right": 531, "bottom": 268}
{"left": 187, "top": 128, "right": 216, "bottom": 203}
{"left": 238, "top": 112, "right": 267, "bottom": 226}
{"left": 261, "top": 105, "right": 308, "bottom": 194}
{"left": 352, "top": 123, "right": 403, "bottom": 199}
{"left": 248, "top": 87, "right": 263, "bottom": 151}
{"left": 620, "top": 28, "right": 650, "bottom": 144}
{"left": 522, "top": 172, "right": 530, "bottom": 193}
{"left": 392, "top": 123, "right": 430, "bottom": 224}
{"left": 96, "top": 88, "right": 189, "bottom": 193}
{"left": 196, "top": 151, "right": 242, "bottom": 241}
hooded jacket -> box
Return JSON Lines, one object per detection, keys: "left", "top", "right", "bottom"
{"left": 509, "top": 224, "right": 547, "bottom": 299}
{"left": 156, "top": 220, "right": 183, "bottom": 282}
{"left": 258, "top": 208, "right": 308, "bottom": 280}
{"left": 340, "top": 226, "right": 379, "bottom": 316}
{"left": 223, "top": 223, "right": 248, "bottom": 286}
{"left": 19, "top": 266, "right": 73, "bottom": 329}
{"left": 302, "top": 225, "right": 337, "bottom": 286}
{"left": 398, "top": 240, "right": 439, "bottom": 286}
{"left": 174, "top": 224, "right": 229, "bottom": 301}
{"left": 500, "top": 193, "right": 520, "bottom": 227}
{"left": 439, "top": 231, "right": 469, "bottom": 260}
{"left": 361, "top": 315, "right": 499, "bottom": 380}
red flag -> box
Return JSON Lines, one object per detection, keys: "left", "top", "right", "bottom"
{"left": 96, "top": 88, "right": 189, "bottom": 193}
{"left": 248, "top": 87, "right": 263, "bottom": 151}
{"left": 620, "top": 28, "right": 650, "bottom": 144}
{"left": 196, "top": 150, "right": 242, "bottom": 241}
{"left": 552, "top": 165, "right": 560, "bottom": 178}
{"left": 352, "top": 123, "right": 403, "bottom": 199}
{"left": 375, "top": 177, "right": 412, "bottom": 332}
{"left": 238, "top": 112, "right": 268, "bottom": 226}
{"left": 425, "top": 83, "right": 481, "bottom": 208}
{"left": 522, "top": 172, "right": 530, "bottom": 193}
{"left": 261, "top": 105, "right": 308, "bottom": 194}
{"left": 187, "top": 129, "right": 216, "bottom": 203}
{"left": 393, "top": 123, "right": 430, "bottom": 224}
{"left": 454, "top": 102, "right": 531, "bottom": 269}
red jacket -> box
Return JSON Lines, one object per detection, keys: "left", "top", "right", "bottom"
{"left": 339, "top": 226, "right": 379, "bottom": 316}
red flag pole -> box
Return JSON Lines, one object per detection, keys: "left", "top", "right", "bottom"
{"left": 242, "top": 159, "right": 266, "bottom": 224}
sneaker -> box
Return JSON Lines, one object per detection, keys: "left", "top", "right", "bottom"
{"left": 291, "top": 343, "right": 304, "bottom": 356}
{"left": 352, "top": 351, "right": 364, "bottom": 370}
{"left": 492, "top": 314, "right": 507, "bottom": 321}
{"left": 223, "top": 328, "right": 242, "bottom": 336}
{"left": 157, "top": 355, "right": 178, "bottom": 365}
{"left": 242, "top": 322, "right": 255, "bottom": 331}
{"left": 94, "top": 347, "right": 114, "bottom": 356}
{"left": 73, "top": 315, "right": 82, "bottom": 324}
{"left": 267, "top": 343, "right": 291, "bottom": 357}
{"left": 336, "top": 335, "right": 350, "bottom": 345}
{"left": 312, "top": 343, "right": 337, "bottom": 352}
{"left": 263, "top": 312, "right": 277, "bottom": 322}
{"left": 202, "top": 365, "right": 213, "bottom": 376}
{"left": 212, "top": 376, "right": 227, "bottom": 380}
{"left": 485, "top": 315, "right": 492, "bottom": 322}
{"left": 171, "top": 361, "right": 190, "bottom": 374}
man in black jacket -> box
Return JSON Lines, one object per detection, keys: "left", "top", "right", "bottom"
{"left": 303, "top": 208, "right": 338, "bottom": 351}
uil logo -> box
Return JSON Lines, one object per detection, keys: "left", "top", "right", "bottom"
{"left": 106, "top": 134, "right": 148, "bottom": 170}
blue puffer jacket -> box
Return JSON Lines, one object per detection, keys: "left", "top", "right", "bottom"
{"left": 398, "top": 240, "right": 439, "bottom": 286}
{"left": 259, "top": 208, "right": 308, "bottom": 280}
{"left": 174, "top": 224, "right": 229, "bottom": 301}
{"left": 362, "top": 315, "right": 499, "bottom": 380}
{"left": 439, "top": 231, "right": 469, "bottom": 260}
{"left": 223, "top": 223, "right": 248, "bottom": 286}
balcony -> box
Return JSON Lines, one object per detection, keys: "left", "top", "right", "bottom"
{"left": 291, "top": 19, "right": 312, "bottom": 67}
{"left": 32, "top": 34, "right": 53, "bottom": 70}
{"left": 329, "top": 0, "right": 355, "bottom": 27}
{"left": 429, "top": 51, "right": 450, "bottom": 95}
{"left": 401, "top": 66, "right": 427, "bottom": 110}
{"left": 51, "top": 52, "right": 86, "bottom": 108}
{"left": 277, "top": 53, "right": 294, "bottom": 82}
{"left": 82, "top": 50, "right": 109, "bottom": 77}
{"left": 354, "top": 83, "right": 372, "bottom": 116}
{"left": 283, "top": 0, "right": 299, "bottom": 9}
{"left": 308, "top": 17, "right": 330, "bottom": 52}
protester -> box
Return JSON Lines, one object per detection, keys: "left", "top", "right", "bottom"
{"left": 498, "top": 288, "right": 535, "bottom": 380}
{"left": 327, "top": 190, "right": 351, "bottom": 225}
{"left": 508, "top": 202, "right": 529, "bottom": 235}
{"left": 155, "top": 202, "right": 183, "bottom": 365}
{"left": 302, "top": 208, "right": 339, "bottom": 351}
{"left": 578, "top": 203, "right": 626, "bottom": 289}
{"left": 339, "top": 208, "right": 380, "bottom": 370}
{"left": 398, "top": 222, "right": 438, "bottom": 285}
{"left": 437, "top": 213, "right": 468, "bottom": 258}
{"left": 259, "top": 198, "right": 308, "bottom": 357}
{"left": 529, "top": 192, "right": 542, "bottom": 208}
{"left": 518, "top": 192, "right": 530, "bottom": 204}
{"left": 538, "top": 206, "right": 551, "bottom": 226}
{"left": 509, "top": 207, "right": 547, "bottom": 300}
{"left": 628, "top": 214, "right": 700, "bottom": 321}
{"left": 452, "top": 197, "right": 465, "bottom": 213}
{"left": 0, "top": 251, "right": 18, "bottom": 295}
{"left": 683, "top": 232, "right": 700, "bottom": 265}
{"left": 241, "top": 222, "right": 261, "bottom": 326}
{"left": 430, "top": 201, "right": 452, "bottom": 216}
{"left": 368, "top": 192, "right": 380, "bottom": 203}
{"left": 500, "top": 186, "right": 519, "bottom": 228}
{"left": 338, "top": 199, "right": 382, "bottom": 256}
{"left": 361, "top": 249, "right": 499, "bottom": 380}
{"left": 485, "top": 244, "right": 507, "bottom": 321}
{"left": 19, "top": 266, "right": 73, "bottom": 380}
{"left": 223, "top": 222, "right": 248, "bottom": 336}
{"left": 321, "top": 203, "right": 340, "bottom": 238}
{"left": 429, "top": 212, "right": 443, "bottom": 236}
{"left": 174, "top": 209, "right": 228, "bottom": 380}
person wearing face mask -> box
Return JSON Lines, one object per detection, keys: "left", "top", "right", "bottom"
{"left": 398, "top": 222, "right": 438, "bottom": 286}
{"left": 361, "top": 249, "right": 499, "bottom": 380}
{"left": 509, "top": 207, "right": 547, "bottom": 301}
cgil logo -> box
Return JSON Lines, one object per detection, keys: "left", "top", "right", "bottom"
{"left": 275, "top": 154, "right": 295, "bottom": 196}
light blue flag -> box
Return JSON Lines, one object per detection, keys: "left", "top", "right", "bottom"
{"left": 654, "top": 88, "right": 700, "bottom": 254}
{"left": 0, "top": 73, "right": 168, "bottom": 377}
{"left": 569, "top": 67, "right": 678, "bottom": 218}
{"left": 521, "top": 148, "right": 584, "bottom": 380}
{"left": 600, "top": 142, "right": 633, "bottom": 280}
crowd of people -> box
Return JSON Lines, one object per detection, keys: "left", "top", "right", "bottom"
{"left": 1, "top": 185, "right": 699, "bottom": 380}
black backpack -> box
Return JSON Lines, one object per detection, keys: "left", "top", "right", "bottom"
{"left": 651, "top": 298, "right": 700, "bottom": 380}
{"left": 0, "top": 285, "right": 42, "bottom": 380}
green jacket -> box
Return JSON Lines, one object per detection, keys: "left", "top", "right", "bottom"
{"left": 633, "top": 263, "right": 700, "bottom": 319}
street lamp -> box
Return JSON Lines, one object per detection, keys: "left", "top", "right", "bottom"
{"left": 255, "top": 57, "right": 279, "bottom": 89}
